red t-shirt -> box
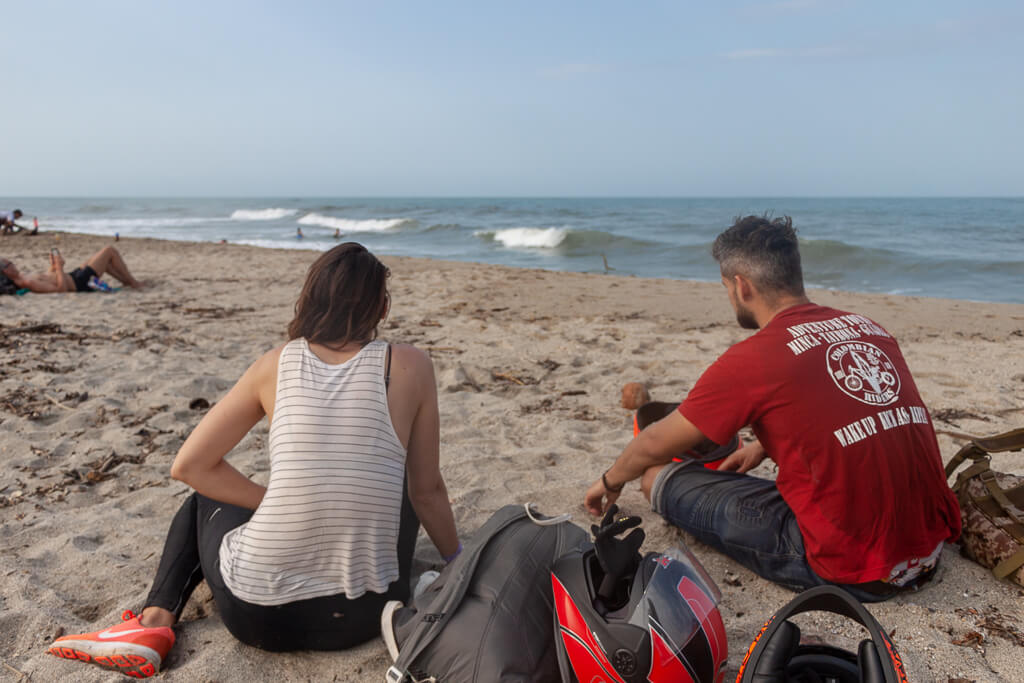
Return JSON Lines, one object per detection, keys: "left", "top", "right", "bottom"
{"left": 679, "top": 303, "right": 961, "bottom": 584}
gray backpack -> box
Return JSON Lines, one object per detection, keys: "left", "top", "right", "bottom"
{"left": 384, "top": 504, "right": 589, "bottom": 683}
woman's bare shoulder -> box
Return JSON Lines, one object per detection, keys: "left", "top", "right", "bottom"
{"left": 388, "top": 343, "right": 434, "bottom": 375}
{"left": 248, "top": 342, "right": 289, "bottom": 379}
{"left": 389, "top": 342, "right": 431, "bottom": 363}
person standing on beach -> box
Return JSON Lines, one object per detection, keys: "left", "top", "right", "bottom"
{"left": 584, "top": 215, "right": 961, "bottom": 602}
{"left": 46, "top": 243, "right": 460, "bottom": 679}
{"left": 0, "top": 245, "right": 143, "bottom": 293}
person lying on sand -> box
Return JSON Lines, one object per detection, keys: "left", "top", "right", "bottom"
{"left": 585, "top": 215, "right": 961, "bottom": 603}
{"left": 46, "top": 242, "right": 460, "bottom": 679}
{"left": 0, "top": 245, "right": 143, "bottom": 292}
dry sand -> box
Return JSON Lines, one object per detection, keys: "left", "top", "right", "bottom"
{"left": 2, "top": 232, "right": 1023, "bottom": 682}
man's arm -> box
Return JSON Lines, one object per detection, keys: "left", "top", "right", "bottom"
{"left": 584, "top": 411, "right": 707, "bottom": 516}
{"left": 15, "top": 273, "right": 64, "bottom": 292}
{"left": 19, "top": 252, "right": 71, "bottom": 292}
{"left": 8, "top": 260, "right": 69, "bottom": 293}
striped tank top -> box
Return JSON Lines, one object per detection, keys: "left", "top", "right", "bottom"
{"left": 219, "top": 339, "right": 407, "bottom": 605}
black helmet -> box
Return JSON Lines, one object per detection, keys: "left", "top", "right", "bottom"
{"left": 736, "top": 585, "right": 908, "bottom": 683}
{"left": 633, "top": 401, "right": 740, "bottom": 464}
{"left": 551, "top": 506, "right": 728, "bottom": 683}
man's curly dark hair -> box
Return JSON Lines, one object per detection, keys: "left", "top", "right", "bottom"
{"left": 712, "top": 215, "right": 805, "bottom": 299}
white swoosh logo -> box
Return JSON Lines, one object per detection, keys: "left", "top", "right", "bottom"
{"left": 97, "top": 628, "right": 146, "bottom": 639}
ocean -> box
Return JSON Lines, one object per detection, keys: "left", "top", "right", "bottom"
{"left": 5, "top": 197, "right": 1023, "bottom": 304}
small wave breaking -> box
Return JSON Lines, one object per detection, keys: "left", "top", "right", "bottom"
{"left": 297, "top": 213, "right": 410, "bottom": 232}
{"left": 230, "top": 208, "right": 298, "bottom": 221}
{"left": 476, "top": 227, "right": 569, "bottom": 249}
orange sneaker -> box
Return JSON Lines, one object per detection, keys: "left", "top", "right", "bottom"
{"left": 47, "top": 610, "right": 175, "bottom": 678}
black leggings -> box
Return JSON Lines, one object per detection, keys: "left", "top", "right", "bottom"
{"left": 144, "top": 488, "right": 420, "bottom": 651}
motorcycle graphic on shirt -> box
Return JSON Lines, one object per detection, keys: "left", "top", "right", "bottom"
{"left": 825, "top": 341, "right": 901, "bottom": 406}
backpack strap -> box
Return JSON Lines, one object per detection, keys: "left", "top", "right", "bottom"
{"left": 993, "top": 547, "right": 1024, "bottom": 580}
{"left": 945, "top": 427, "right": 1024, "bottom": 480}
{"left": 975, "top": 469, "right": 1024, "bottom": 526}
{"left": 945, "top": 428, "right": 1024, "bottom": 582}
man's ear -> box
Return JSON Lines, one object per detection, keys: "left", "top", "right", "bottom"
{"left": 733, "top": 273, "right": 756, "bottom": 302}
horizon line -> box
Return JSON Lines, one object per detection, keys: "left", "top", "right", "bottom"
{"left": 3, "top": 194, "right": 1022, "bottom": 200}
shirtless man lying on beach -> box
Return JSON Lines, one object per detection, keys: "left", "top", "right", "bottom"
{"left": 0, "top": 245, "right": 143, "bottom": 293}
{"left": 584, "top": 215, "right": 961, "bottom": 602}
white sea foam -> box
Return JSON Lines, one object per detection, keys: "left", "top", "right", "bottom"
{"left": 65, "top": 217, "right": 214, "bottom": 228}
{"left": 61, "top": 217, "right": 218, "bottom": 235}
{"left": 230, "top": 208, "right": 298, "bottom": 220}
{"left": 297, "top": 213, "right": 408, "bottom": 232}
{"left": 479, "top": 227, "right": 569, "bottom": 249}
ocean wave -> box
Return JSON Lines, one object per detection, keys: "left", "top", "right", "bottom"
{"left": 297, "top": 213, "right": 411, "bottom": 232}
{"left": 230, "top": 208, "right": 298, "bottom": 221}
{"left": 63, "top": 217, "right": 216, "bottom": 229}
{"left": 798, "top": 237, "right": 903, "bottom": 269}
{"left": 475, "top": 227, "right": 569, "bottom": 249}
{"left": 76, "top": 204, "right": 116, "bottom": 214}
{"left": 561, "top": 229, "right": 655, "bottom": 250}
{"left": 422, "top": 223, "right": 463, "bottom": 233}
{"left": 233, "top": 238, "right": 329, "bottom": 251}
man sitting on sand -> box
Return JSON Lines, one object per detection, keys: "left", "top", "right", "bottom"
{"left": 584, "top": 215, "right": 961, "bottom": 602}
{"left": 0, "top": 245, "right": 143, "bottom": 293}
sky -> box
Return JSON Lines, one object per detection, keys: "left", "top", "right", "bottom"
{"left": 2, "top": 0, "right": 1022, "bottom": 197}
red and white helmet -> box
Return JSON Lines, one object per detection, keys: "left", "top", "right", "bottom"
{"left": 551, "top": 542, "right": 728, "bottom": 683}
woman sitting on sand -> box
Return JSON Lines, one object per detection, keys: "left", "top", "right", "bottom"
{"left": 47, "top": 242, "right": 461, "bottom": 678}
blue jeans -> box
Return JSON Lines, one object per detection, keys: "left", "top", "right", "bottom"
{"left": 649, "top": 461, "right": 922, "bottom": 603}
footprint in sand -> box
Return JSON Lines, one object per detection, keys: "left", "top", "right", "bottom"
{"left": 71, "top": 535, "right": 102, "bottom": 552}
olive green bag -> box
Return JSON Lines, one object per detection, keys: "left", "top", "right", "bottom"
{"left": 944, "top": 428, "right": 1024, "bottom": 586}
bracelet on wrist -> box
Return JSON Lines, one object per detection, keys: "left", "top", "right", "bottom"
{"left": 602, "top": 470, "right": 624, "bottom": 493}
{"left": 443, "top": 542, "right": 463, "bottom": 564}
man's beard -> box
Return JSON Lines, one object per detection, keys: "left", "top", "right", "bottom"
{"left": 735, "top": 302, "right": 759, "bottom": 329}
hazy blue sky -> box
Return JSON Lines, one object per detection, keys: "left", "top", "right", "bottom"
{"left": 3, "top": 1, "right": 1022, "bottom": 196}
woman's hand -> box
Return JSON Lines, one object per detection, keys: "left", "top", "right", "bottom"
{"left": 169, "top": 347, "right": 281, "bottom": 509}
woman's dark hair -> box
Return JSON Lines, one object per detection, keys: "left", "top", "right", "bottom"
{"left": 287, "top": 242, "right": 390, "bottom": 347}
{"left": 711, "top": 215, "right": 805, "bottom": 298}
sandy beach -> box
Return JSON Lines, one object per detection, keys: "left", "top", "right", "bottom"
{"left": 2, "top": 232, "right": 1023, "bottom": 682}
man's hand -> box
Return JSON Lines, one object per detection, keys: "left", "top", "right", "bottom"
{"left": 717, "top": 439, "right": 767, "bottom": 473}
{"left": 49, "top": 251, "right": 65, "bottom": 271}
{"left": 585, "top": 411, "right": 708, "bottom": 516}
{"left": 585, "top": 478, "right": 620, "bottom": 517}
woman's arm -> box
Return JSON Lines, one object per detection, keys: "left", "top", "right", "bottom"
{"left": 403, "top": 349, "right": 460, "bottom": 560}
{"left": 169, "top": 347, "right": 281, "bottom": 510}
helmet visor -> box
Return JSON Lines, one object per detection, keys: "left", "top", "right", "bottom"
{"left": 630, "top": 545, "right": 726, "bottom": 680}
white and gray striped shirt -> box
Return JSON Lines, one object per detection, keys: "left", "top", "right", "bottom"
{"left": 219, "top": 339, "right": 406, "bottom": 605}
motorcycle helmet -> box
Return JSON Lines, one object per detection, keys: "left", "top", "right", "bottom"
{"left": 551, "top": 506, "right": 728, "bottom": 683}
{"left": 736, "top": 585, "right": 908, "bottom": 683}
{"left": 633, "top": 401, "right": 740, "bottom": 466}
